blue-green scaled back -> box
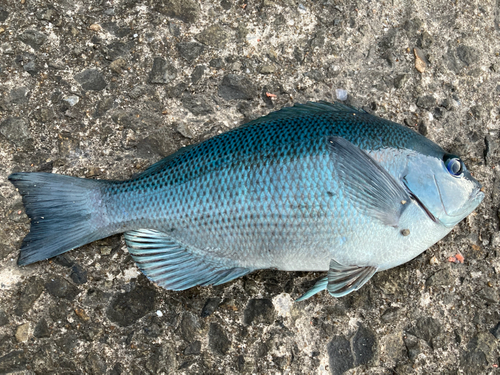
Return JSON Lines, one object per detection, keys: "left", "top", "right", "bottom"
{"left": 8, "top": 102, "right": 484, "bottom": 300}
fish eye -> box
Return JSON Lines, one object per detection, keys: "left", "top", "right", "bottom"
{"left": 443, "top": 154, "right": 463, "bottom": 177}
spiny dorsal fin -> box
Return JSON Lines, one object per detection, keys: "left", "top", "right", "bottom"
{"left": 240, "top": 101, "right": 367, "bottom": 129}
{"left": 124, "top": 229, "right": 253, "bottom": 290}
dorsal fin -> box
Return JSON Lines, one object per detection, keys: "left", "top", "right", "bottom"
{"left": 133, "top": 102, "right": 367, "bottom": 179}
{"left": 239, "top": 101, "right": 367, "bottom": 129}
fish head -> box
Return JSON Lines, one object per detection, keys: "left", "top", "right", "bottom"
{"left": 403, "top": 151, "right": 484, "bottom": 228}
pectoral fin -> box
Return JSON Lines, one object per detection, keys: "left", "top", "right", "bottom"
{"left": 327, "top": 136, "right": 410, "bottom": 227}
{"left": 296, "top": 259, "right": 377, "bottom": 301}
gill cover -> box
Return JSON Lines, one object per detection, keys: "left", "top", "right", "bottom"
{"left": 403, "top": 152, "right": 483, "bottom": 228}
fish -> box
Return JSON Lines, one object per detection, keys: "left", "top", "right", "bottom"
{"left": 8, "top": 101, "right": 484, "bottom": 300}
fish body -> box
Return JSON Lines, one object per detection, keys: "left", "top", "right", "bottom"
{"left": 9, "top": 102, "right": 484, "bottom": 299}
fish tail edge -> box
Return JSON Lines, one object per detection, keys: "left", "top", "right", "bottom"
{"left": 8, "top": 172, "right": 110, "bottom": 266}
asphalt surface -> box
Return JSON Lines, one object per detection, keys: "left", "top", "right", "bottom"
{"left": 0, "top": 1, "right": 499, "bottom": 374}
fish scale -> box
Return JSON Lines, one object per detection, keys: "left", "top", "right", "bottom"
{"left": 104, "top": 137, "right": 368, "bottom": 270}
{"left": 104, "top": 106, "right": 430, "bottom": 270}
{"left": 8, "top": 101, "right": 483, "bottom": 299}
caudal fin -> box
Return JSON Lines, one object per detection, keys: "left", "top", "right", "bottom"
{"left": 8, "top": 172, "right": 110, "bottom": 266}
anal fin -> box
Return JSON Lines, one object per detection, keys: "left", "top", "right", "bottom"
{"left": 124, "top": 229, "right": 253, "bottom": 291}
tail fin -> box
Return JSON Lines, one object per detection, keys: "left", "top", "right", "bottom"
{"left": 8, "top": 172, "right": 111, "bottom": 266}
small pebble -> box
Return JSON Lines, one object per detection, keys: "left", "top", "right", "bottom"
{"left": 401, "top": 229, "right": 410, "bottom": 236}
{"left": 110, "top": 58, "right": 127, "bottom": 74}
{"left": 15, "top": 322, "right": 30, "bottom": 342}
{"left": 62, "top": 96, "right": 79, "bottom": 106}
{"left": 448, "top": 253, "right": 464, "bottom": 264}
{"left": 74, "top": 308, "right": 90, "bottom": 322}
{"left": 414, "top": 48, "right": 426, "bottom": 73}
{"left": 156, "top": 310, "right": 163, "bottom": 317}
{"left": 429, "top": 256, "right": 439, "bottom": 265}
{"left": 258, "top": 64, "right": 275, "bottom": 74}
{"left": 100, "top": 246, "right": 112, "bottom": 255}
{"left": 335, "top": 89, "right": 348, "bottom": 101}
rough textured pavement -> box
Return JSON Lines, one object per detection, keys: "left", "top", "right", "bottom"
{"left": 0, "top": 1, "right": 499, "bottom": 374}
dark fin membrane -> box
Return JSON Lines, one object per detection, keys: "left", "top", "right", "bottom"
{"left": 327, "top": 136, "right": 410, "bottom": 227}
{"left": 8, "top": 172, "right": 108, "bottom": 265}
{"left": 124, "top": 229, "right": 254, "bottom": 290}
{"left": 327, "top": 259, "right": 377, "bottom": 298}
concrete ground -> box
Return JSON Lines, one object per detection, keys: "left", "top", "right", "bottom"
{"left": 0, "top": 0, "right": 499, "bottom": 374}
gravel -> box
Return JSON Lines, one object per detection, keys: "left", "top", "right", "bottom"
{"left": 208, "top": 323, "right": 231, "bottom": 356}
{"left": 148, "top": 57, "right": 178, "bottom": 84}
{"left": 18, "top": 29, "right": 47, "bottom": 50}
{"left": 106, "top": 285, "right": 157, "bottom": 327}
{"left": 14, "top": 276, "right": 44, "bottom": 316}
{"left": 176, "top": 41, "right": 205, "bottom": 62}
{"left": 45, "top": 277, "right": 80, "bottom": 301}
{"left": 218, "top": 74, "right": 258, "bottom": 100}
{"left": 0, "top": 0, "right": 499, "bottom": 374}
{"left": 74, "top": 69, "right": 107, "bottom": 91}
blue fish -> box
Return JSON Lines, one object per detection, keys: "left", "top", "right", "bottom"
{"left": 8, "top": 102, "right": 484, "bottom": 300}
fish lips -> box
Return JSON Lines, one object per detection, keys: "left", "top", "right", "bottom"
{"left": 403, "top": 177, "right": 484, "bottom": 228}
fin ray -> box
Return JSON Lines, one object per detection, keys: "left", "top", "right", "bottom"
{"left": 326, "top": 137, "right": 410, "bottom": 227}
{"left": 125, "top": 229, "right": 253, "bottom": 290}
{"left": 8, "top": 172, "right": 110, "bottom": 265}
{"left": 297, "top": 258, "right": 379, "bottom": 300}
{"left": 327, "top": 259, "right": 377, "bottom": 297}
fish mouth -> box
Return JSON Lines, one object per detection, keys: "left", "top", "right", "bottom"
{"left": 468, "top": 186, "right": 485, "bottom": 208}
{"left": 403, "top": 175, "right": 484, "bottom": 227}
{"left": 472, "top": 185, "right": 485, "bottom": 201}
{"left": 433, "top": 174, "right": 484, "bottom": 221}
